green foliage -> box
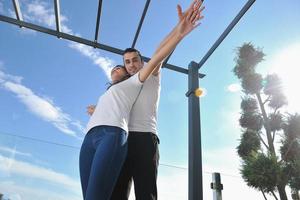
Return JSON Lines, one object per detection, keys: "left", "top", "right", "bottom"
{"left": 282, "top": 114, "right": 300, "bottom": 141}
{"left": 263, "top": 74, "right": 283, "bottom": 96}
{"left": 233, "top": 43, "right": 265, "bottom": 79}
{"left": 233, "top": 42, "right": 300, "bottom": 199}
{"left": 289, "top": 159, "right": 300, "bottom": 190}
{"left": 241, "top": 73, "right": 263, "bottom": 94}
{"left": 263, "top": 74, "right": 288, "bottom": 109}
{"left": 241, "top": 153, "right": 279, "bottom": 193}
{"left": 237, "top": 129, "right": 261, "bottom": 159}
{"left": 280, "top": 114, "right": 300, "bottom": 191}
{"left": 233, "top": 42, "right": 293, "bottom": 199}
{"left": 239, "top": 112, "right": 263, "bottom": 131}
{"left": 269, "top": 113, "right": 283, "bottom": 132}
{"left": 269, "top": 93, "right": 288, "bottom": 109}
{"left": 241, "top": 96, "right": 259, "bottom": 113}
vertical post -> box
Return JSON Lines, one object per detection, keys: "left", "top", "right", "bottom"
{"left": 211, "top": 172, "right": 223, "bottom": 200}
{"left": 186, "top": 61, "right": 202, "bottom": 200}
{"left": 12, "top": 0, "right": 23, "bottom": 22}
{"left": 54, "top": 0, "right": 61, "bottom": 33}
{"left": 94, "top": 0, "right": 103, "bottom": 43}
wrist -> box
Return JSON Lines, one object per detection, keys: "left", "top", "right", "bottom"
{"left": 174, "top": 31, "right": 184, "bottom": 40}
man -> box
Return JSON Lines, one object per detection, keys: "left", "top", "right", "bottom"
{"left": 86, "top": 1, "right": 205, "bottom": 199}
{"left": 111, "top": 1, "right": 204, "bottom": 199}
{"left": 110, "top": 47, "right": 161, "bottom": 200}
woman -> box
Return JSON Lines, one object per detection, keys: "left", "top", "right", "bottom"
{"left": 80, "top": 1, "right": 204, "bottom": 199}
{"left": 80, "top": 65, "right": 138, "bottom": 200}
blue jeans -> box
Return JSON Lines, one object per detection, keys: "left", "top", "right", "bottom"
{"left": 79, "top": 125, "right": 128, "bottom": 200}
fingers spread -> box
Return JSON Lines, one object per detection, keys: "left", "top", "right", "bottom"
{"left": 177, "top": 4, "right": 183, "bottom": 19}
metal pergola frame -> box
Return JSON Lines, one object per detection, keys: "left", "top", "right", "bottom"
{"left": 0, "top": 0, "right": 256, "bottom": 199}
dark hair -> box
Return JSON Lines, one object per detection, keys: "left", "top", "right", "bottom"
{"left": 110, "top": 65, "right": 125, "bottom": 75}
{"left": 123, "top": 48, "right": 143, "bottom": 62}
{"left": 106, "top": 65, "right": 130, "bottom": 90}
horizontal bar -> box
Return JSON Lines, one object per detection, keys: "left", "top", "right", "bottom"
{"left": 198, "top": 0, "right": 256, "bottom": 68}
{"left": 163, "top": 50, "right": 174, "bottom": 67}
{"left": 142, "top": 56, "right": 205, "bottom": 78}
{"left": 0, "top": 14, "right": 124, "bottom": 54}
{"left": 131, "top": 0, "right": 151, "bottom": 48}
{"left": 12, "top": 0, "right": 23, "bottom": 21}
{"left": 0, "top": 14, "right": 205, "bottom": 78}
{"left": 54, "top": 0, "right": 61, "bottom": 33}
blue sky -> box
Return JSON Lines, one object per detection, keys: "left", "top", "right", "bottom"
{"left": 0, "top": 0, "right": 300, "bottom": 199}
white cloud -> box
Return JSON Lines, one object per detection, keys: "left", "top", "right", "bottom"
{"left": 0, "top": 146, "right": 32, "bottom": 157}
{"left": 8, "top": 8, "right": 16, "bottom": 18}
{"left": 71, "top": 120, "right": 86, "bottom": 134}
{"left": 214, "top": 95, "right": 241, "bottom": 142}
{"left": 3, "top": 81, "right": 76, "bottom": 135}
{"left": 0, "top": 69, "right": 84, "bottom": 136}
{"left": 0, "top": 180, "right": 81, "bottom": 200}
{"left": 0, "top": 70, "right": 23, "bottom": 83}
{"left": 19, "top": 0, "right": 114, "bottom": 79}
{"left": 227, "top": 83, "right": 241, "bottom": 93}
{"left": 0, "top": 0, "right": 5, "bottom": 14}
{"left": 203, "top": 147, "right": 241, "bottom": 176}
{"left": 25, "top": 1, "right": 67, "bottom": 28}
{"left": 69, "top": 43, "right": 114, "bottom": 79}
{"left": 0, "top": 154, "right": 81, "bottom": 193}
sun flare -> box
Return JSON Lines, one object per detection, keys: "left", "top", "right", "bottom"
{"left": 269, "top": 43, "right": 300, "bottom": 113}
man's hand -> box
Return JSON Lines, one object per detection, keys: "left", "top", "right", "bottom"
{"left": 177, "top": 0, "right": 205, "bottom": 38}
{"left": 86, "top": 105, "right": 96, "bottom": 116}
{"left": 177, "top": 0, "right": 203, "bottom": 22}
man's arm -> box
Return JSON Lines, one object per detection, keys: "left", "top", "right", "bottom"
{"left": 138, "top": 0, "right": 205, "bottom": 82}
{"left": 151, "top": 27, "right": 177, "bottom": 76}
{"left": 152, "top": 0, "right": 203, "bottom": 76}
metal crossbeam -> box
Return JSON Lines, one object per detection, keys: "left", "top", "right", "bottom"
{"left": 198, "top": 0, "right": 255, "bottom": 67}
{"left": 162, "top": 50, "right": 174, "bottom": 69}
{"left": 94, "top": 0, "right": 103, "bottom": 42}
{"left": 131, "top": 0, "right": 151, "bottom": 48}
{"left": 0, "top": 1, "right": 258, "bottom": 200}
{"left": 54, "top": 0, "right": 61, "bottom": 33}
{"left": 12, "top": 0, "right": 23, "bottom": 21}
{"left": 0, "top": 14, "right": 205, "bottom": 78}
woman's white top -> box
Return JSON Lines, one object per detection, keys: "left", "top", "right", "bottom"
{"left": 86, "top": 73, "right": 143, "bottom": 133}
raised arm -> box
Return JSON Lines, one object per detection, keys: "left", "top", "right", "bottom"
{"left": 151, "top": 0, "right": 204, "bottom": 76}
{"left": 138, "top": 0, "right": 205, "bottom": 82}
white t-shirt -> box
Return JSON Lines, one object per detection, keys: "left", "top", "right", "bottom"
{"left": 86, "top": 73, "right": 142, "bottom": 133}
{"left": 128, "top": 74, "right": 161, "bottom": 134}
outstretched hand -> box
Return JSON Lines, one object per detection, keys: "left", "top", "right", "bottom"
{"left": 176, "top": 0, "right": 205, "bottom": 38}
{"left": 177, "top": 0, "right": 203, "bottom": 22}
{"left": 86, "top": 105, "right": 96, "bottom": 116}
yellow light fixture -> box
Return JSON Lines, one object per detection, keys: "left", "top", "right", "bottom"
{"left": 194, "top": 88, "right": 204, "bottom": 97}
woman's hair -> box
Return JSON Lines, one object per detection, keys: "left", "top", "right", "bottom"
{"left": 106, "top": 65, "right": 130, "bottom": 90}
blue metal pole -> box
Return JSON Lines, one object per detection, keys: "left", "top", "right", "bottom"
{"left": 186, "top": 61, "right": 202, "bottom": 200}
